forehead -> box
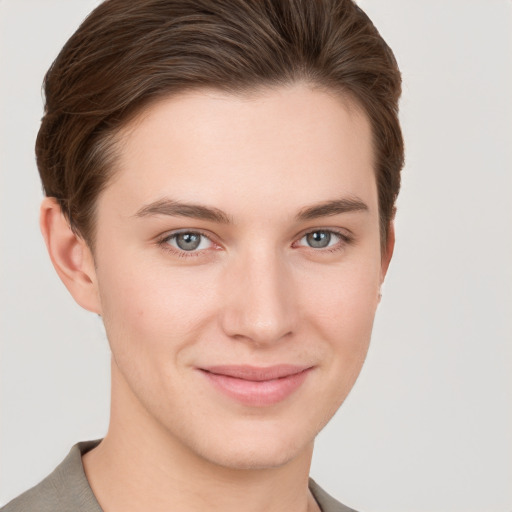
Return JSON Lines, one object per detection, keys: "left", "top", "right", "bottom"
{"left": 103, "top": 84, "right": 377, "bottom": 218}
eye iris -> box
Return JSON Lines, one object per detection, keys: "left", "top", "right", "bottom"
{"left": 176, "top": 232, "right": 201, "bottom": 251}
{"left": 306, "top": 231, "right": 331, "bottom": 248}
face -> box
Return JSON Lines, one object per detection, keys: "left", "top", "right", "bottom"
{"left": 89, "top": 84, "right": 389, "bottom": 470}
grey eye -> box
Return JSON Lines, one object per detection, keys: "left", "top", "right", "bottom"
{"left": 173, "top": 232, "right": 204, "bottom": 251}
{"left": 306, "top": 231, "right": 331, "bottom": 248}
{"left": 162, "top": 230, "right": 214, "bottom": 255}
{"left": 299, "top": 230, "right": 341, "bottom": 249}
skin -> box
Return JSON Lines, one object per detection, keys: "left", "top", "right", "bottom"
{"left": 41, "top": 83, "right": 394, "bottom": 512}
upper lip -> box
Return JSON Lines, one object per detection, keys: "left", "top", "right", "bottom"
{"left": 200, "top": 365, "right": 311, "bottom": 381}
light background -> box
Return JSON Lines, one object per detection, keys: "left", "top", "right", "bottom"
{"left": 0, "top": 1, "right": 511, "bottom": 511}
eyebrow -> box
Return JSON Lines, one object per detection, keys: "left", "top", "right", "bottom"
{"left": 295, "top": 197, "right": 369, "bottom": 221}
{"left": 135, "top": 198, "right": 231, "bottom": 223}
{"left": 135, "top": 196, "right": 368, "bottom": 223}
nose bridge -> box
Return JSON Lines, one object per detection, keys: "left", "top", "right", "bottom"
{"left": 220, "top": 246, "right": 296, "bottom": 345}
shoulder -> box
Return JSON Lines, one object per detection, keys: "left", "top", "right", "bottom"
{"left": 309, "top": 478, "right": 359, "bottom": 512}
{"left": 1, "top": 475, "right": 59, "bottom": 512}
{"left": 1, "top": 441, "right": 103, "bottom": 512}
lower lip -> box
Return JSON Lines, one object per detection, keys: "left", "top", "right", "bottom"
{"left": 200, "top": 368, "right": 311, "bottom": 407}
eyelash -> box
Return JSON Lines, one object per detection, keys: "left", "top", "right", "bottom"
{"left": 294, "top": 229, "right": 352, "bottom": 253}
{"left": 157, "top": 228, "right": 353, "bottom": 259}
{"left": 158, "top": 230, "right": 217, "bottom": 258}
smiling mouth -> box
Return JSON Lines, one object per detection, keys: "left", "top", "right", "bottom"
{"left": 199, "top": 365, "right": 312, "bottom": 406}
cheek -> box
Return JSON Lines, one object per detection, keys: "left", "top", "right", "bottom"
{"left": 95, "top": 257, "right": 219, "bottom": 366}
{"left": 288, "top": 258, "right": 381, "bottom": 433}
{"left": 299, "top": 257, "right": 381, "bottom": 364}
{"left": 302, "top": 255, "right": 380, "bottom": 319}
{"left": 94, "top": 259, "right": 224, "bottom": 417}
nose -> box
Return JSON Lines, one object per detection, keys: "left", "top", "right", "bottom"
{"left": 219, "top": 248, "right": 298, "bottom": 346}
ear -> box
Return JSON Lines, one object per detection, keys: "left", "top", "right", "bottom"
{"left": 380, "top": 221, "right": 395, "bottom": 283}
{"left": 40, "top": 197, "right": 102, "bottom": 314}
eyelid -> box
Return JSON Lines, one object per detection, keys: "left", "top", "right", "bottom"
{"left": 295, "top": 227, "right": 352, "bottom": 242}
{"left": 292, "top": 227, "right": 353, "bottom": 250}
{"left": 157, "top": 228, "right": 221, "bottom": 257}
{"left": 156, "top": 226, "right": 353, "bottom": 258}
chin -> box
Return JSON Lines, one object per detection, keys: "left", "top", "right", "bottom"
{"left": 200, "top": 437, "right": 312, "bottom": 471}
{"left": 179, "top": 416, "right": 320, "bottom": 471}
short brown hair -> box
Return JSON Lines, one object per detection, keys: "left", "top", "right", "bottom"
{"left": 36, "top": 0, "right": 404, "bottom": 249}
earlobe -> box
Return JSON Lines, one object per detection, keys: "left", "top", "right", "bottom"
{"left": 40, "top": 197, "right": 101, "bottom": 314}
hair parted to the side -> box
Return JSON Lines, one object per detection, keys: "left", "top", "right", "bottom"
{"left": 36, "top": 0, "right": 404, "bottom": 250}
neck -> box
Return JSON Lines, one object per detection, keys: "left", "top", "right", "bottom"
{"left": 82, "top": 360, "right": 319, "bottom": 512}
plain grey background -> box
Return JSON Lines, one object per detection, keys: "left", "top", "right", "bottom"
{"left": 1, "top": 1, "right": 511, "bottom": 511}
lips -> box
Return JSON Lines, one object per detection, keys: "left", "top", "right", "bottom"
{"left": 199, "top": 365, "right": 312, "bottom": 406}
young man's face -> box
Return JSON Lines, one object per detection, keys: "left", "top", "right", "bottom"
{"left": 86, "top": 84, "right": 390, "bottom": 469}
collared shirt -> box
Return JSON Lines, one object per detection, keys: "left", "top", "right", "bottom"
{"left": 1, "top": 440, "right": 357, "bottom": 512}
